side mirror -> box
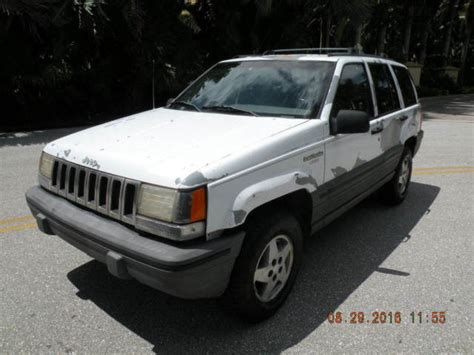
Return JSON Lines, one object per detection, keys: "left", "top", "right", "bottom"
{"left": 166, "top": 98, "right": 175, "bottom": 106}
{"left": 331, "top": 110, "right": 370, "bottom": 134}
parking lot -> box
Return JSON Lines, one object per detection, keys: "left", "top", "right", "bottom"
{"left": 1, "top": 95, "right": 473, "bottom": 353}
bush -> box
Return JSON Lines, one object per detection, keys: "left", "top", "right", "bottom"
{"left": 419, "top": 69, "right": 462, "bottom": 96}
{"left": 416, "top": 86, "right": 449, "bottom": 98}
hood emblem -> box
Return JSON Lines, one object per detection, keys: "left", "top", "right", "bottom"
{"left": 82, "top": 157, "right": 101, "bottom": 170}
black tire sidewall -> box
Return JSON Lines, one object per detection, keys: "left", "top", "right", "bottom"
{"left": 225, "top": 210, "right": 303, "bottom": 321}
{"left": 380, "top": 147, "right": 413, "bottom": 205}
{"left": 396, "top": 148, "right": 413, "bottom": 200}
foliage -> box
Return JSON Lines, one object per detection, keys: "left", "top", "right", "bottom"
{"left": 419, "top": 70, "right": 462, "bottom": 96}
{"left": 0, "top": 0, "right": 472, "bottom": 131}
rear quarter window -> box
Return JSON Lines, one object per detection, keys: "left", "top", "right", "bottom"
{"left": 392, "top": 66, "right": 417, "bottom": 107}
{"left": 368, "top": 63, "right": 401, "bottom": 116}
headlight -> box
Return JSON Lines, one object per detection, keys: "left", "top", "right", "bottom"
{"left": 137, "top": 184, "right": 206, "bottom": 224}
{"left": 39, "top": 152, "right": 55, "bottom": 179}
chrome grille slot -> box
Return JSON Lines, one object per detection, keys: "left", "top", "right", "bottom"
{"left": 97, "top": 175, "right": 109, "bottom": 213}
{"left": 51, "top": 161, "right": 59, "bottom": 187}
{"left": 59, "top": 163, "right": 67, "bottom": 190}
{"left": 122, "top": 182, "right": 137, "bottom": 223}
{"left": 110, "top": 179, "right": 122, "bottom": 213}
{"left": 76, "top": 169, "right": 86, "bottom": 204}
{"left": 57, "top": 162, "right": 67, "bottom": 196}
{"left": 98, "top": 176, "right": 108, "bottom": 206}
{"left": 87, "top": 172, "right": 97, "bottom": 206}
{"left": 47, "top": 158, "right": 139, "bottom": 224}
{"left": 66, "top": 166, "right": 77, "bottom": 201}
{"left": 68, "top": 167, "right": 76, "bottom": 194}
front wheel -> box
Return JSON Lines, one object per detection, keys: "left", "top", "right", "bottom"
{"left": 223, "top": 209, "right": 303, "bottom": 322}
{"left": 379, "top": 147, "right": 413, "bottom": 205}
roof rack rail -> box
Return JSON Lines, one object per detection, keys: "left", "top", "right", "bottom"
{"left": 263, "top": 48, "right": 357, "bottom": 55}
{"left": 233, "top": 54, "right": 255, "bottom": 58}
{"left": 327, "top": 53, "right": 389, "bottom": 59}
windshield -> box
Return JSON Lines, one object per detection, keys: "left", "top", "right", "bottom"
{"left": 172, "top": 60, "right": 335, "bottom": 118}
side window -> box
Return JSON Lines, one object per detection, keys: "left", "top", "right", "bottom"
{"left": 331, "top": 63, "right": 374, "bottom": 118}
{"left": 393, "top": 66, "right": 417, "bottom": 107}
{"left": 369, "top": 63, "right": 401, "bottom": 116}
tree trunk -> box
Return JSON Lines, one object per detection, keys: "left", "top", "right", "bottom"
{"left": 324, "top": 11, "right": 332, "bottom": 47}
{"left": 402, "top": 2, "right": 415, "bottom": 62}
{"left": 334, "top": 18, "right": 348, "bottom": 47}
{"left": 354, "top": 23, "right": 363, "bottom": 48}
{"left": 442, "top": 0, "right": 460, "bottom": 66}
{"left": 377, "top": 24, "right": 387, "bottom": 55}
{"left": 418, "top": 19, "right": 431, "bottom": 64}
{"left": 458, "top": 13, "right": 473, "bottom": 85}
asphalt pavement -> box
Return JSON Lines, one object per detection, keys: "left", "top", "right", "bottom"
{"left": 0, "top": 95, "right": 473, "bottom": 353}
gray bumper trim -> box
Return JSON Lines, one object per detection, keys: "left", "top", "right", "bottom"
{"left": 26, "top": 186, "right": 244, "bottom": 299}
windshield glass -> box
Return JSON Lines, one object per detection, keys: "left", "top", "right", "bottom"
{"left": 173, "top": 60, "right": 335, "bottom": 118}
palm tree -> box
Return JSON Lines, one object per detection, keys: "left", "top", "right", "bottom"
{"left": 442, "top": 0, "right": 461, "bottom": 66}
{"left": 417, "top": 0, "right": 443, "bottom": 64}
{"left": 401, "top": 0, "right": 416, "bottom": 62}
{"left": 371, "top": 0, "right": 395, "bottom": 55}
{"left": 459, "top": 0, "right": 473, "bottom": 84}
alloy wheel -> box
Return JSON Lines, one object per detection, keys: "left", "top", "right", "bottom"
{"left": 253, "top": 234, "right": 294, "bottom": 302}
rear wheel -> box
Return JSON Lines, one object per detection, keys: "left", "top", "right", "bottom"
{"left": 223, "top": 209, "right": 303, "bottom": 322}
{"left": 380, "top": 147, "right": 413, "bottom": 205}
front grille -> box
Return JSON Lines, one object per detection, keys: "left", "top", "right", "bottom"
{"left": 47, "top": 159, "right": 139, "bottom": 224}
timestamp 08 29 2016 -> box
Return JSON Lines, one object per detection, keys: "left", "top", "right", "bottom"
{"left": 327, "top": 311, "right": 447, "bottom": 325}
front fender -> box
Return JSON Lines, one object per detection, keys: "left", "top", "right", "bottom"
{"left": 230, "top": 171, "right": 317, "bottom": 226}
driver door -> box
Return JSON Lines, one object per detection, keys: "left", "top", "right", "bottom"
{"left": 321, "top": 62, "right": 381, "bottom": 215}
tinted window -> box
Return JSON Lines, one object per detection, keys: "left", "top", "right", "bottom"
{"left": 369, "top": 63, "right": 400, "bottom": 116}
{"left": 393, "top": 66, "right": 417, "bottom": 106}
{"left": 175, "top": 61, "right": 335, "bottom": 118}
{"left": 331, "top": 63, "right": 373, "bottom": 118}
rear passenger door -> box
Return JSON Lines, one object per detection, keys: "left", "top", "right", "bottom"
{"left": 391, "top": 65, "right": 422, "bottom": 144}
{"left": 367, "top": 62, "right": 404, "bottom": 172}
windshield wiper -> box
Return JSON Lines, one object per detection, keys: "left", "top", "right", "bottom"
{"left": 202, "top": 105, "right": 258, "bottom": 116}
{"left": 169, "top": 100, "right": 201, "bottom": 112}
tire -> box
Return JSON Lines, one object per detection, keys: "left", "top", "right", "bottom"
{"left": 223, "top": 208, "right": 303, "bottom": 322}
{"left": 379, "top": 147, "right": 413, "bottom": 205}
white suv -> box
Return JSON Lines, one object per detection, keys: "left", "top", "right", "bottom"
{"left": 26, "top": 49, "right": 423, "bottom": 321}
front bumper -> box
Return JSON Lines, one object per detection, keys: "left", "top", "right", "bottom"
{"left": 26, "top": 186, "right": 244, "bottom": 299}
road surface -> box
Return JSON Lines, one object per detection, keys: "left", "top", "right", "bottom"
{"left": 1, "top": 95, "right": 473, "bottom": 353}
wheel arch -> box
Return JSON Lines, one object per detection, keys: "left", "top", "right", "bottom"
{"left": 245, "top": 189, "right": 313, "bottom": 237}
{"left": 229, "top": 172, "right": 315, "bottom": 237}
{"left": 404, "top": 135, "right": 417, "bottom": 156}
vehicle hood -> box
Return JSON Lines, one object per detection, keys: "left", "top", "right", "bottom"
{"left": 44, "top": 108, "right": 308, "bottom": 188}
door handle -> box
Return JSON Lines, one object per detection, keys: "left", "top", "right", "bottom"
{"left": 371, "top": 126, "right": 384, "bottom": 134}
{"left": 399, "top": 115, "right": 409, "bottom": 121}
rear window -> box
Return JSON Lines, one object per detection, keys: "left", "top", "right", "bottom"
{"left": 369, "top": 63, "right": 400, "bottom": 116}
{"left": 392, "top": 66, "right": 417, "bottom": 107}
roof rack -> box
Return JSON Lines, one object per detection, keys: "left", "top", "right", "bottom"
{"left": 263, "top": 48, "right": 357, "bottom": 55}
{"left": 327, "top": 52, "right": 389, "bottom": 59}
{"left": 260, "top": 48, "right": 391, "bottom": 60}
{"left": 233, "top": 54, "right": 255, "bottom": 58}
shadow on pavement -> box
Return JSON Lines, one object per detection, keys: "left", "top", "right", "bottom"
{"left": 67, "top": 181, "right": 440, "bottom": 353}
{"left": 420, "top": 94, "right": 474, "bottom": 120}
{"left": 0, "top": 127, "right": 88, "bottom": 148}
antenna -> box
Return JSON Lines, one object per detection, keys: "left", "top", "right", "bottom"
{"left": 152, "top": 59, "right": 155, "bottom": 109}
